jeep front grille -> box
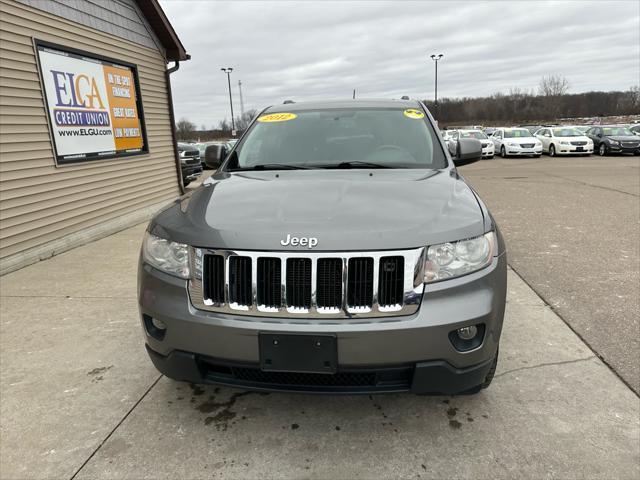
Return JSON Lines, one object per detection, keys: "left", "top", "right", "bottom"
{"left": 229, "top": 256, "right": 252, "bottom": 307}
{"left": 347, "top": 257, "right": 374, "bottom": 310}
{"left": 378, "top": 256, "right": 404, "bottom": 308}
{"left": 316, "top": 258, "right": 342, "bottom": 309}
{"left": 257, "top": 257, "right": 281, "bottom": 309}
{"left": 189, "top": 247, "right": 425, "bottom": 320}
{"left": 203, "top": 254, "right": 224, "bottom": 305}
{"left": 286, "top": 258, "right": 312, "bottom": 310}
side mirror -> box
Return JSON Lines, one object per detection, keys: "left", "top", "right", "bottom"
{"left": 204, "top": 144, "right": 225, "bottom": 169}
{"left": 451, "top": 138, "right": 482, "bottom": 166}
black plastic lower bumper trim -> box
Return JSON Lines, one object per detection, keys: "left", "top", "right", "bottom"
{"left": 145, "top": 344, "right": 494, "bottom": 395}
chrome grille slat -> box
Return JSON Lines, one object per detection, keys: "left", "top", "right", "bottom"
{"left": 286, "top": 258, "right": 312, "bottom": 310}
{"left": 316, "top": 258, "right": 342, "bottom": 310}
{"left": 189, "top": 248, "right": 426, "bottom": 320}
{"left": 379, "top": 256, "right": 404, "bottom": 309}
{"left": 257, "top": 257, "right": 281, "bottom": 310}
{"left": 203, "top": 254, "right": 225, "bottom": 306}
{"left": 229, "top": 256, "right": 252, "bottom": 308}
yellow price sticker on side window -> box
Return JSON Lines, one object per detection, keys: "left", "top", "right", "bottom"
{"left": 257, "top": 112, "right": 297, "bottom": 123}
{"left": 403, "top": 109, "right": 425, "bottom": 119}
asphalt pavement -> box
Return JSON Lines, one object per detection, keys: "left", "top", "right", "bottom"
{"left": 460, "top": 153, "right": 640, "bottom": 394}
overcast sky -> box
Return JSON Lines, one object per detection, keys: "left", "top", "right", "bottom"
{"left": 160, "top": 0, "right": 640, "bottom": 128}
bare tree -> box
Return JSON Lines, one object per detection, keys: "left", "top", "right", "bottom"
{"left": 200, "top": 124, "right": 207, "bottom": 132}
{"left": 539, "top": 74, "right": 570, "bottom": 96}
{"left": 218, "top": 118, "right": 231, "bottom": 132}
{"left": 235, "top": 109, "right": 259, "bottom": 131}
{"left": 175, "top": 118, "right": 196, "bottom": 140}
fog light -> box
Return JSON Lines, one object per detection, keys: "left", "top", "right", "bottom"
{"left": 151, "top": 318, "right": 166, "bottom": 331}
{"left": 457, "top": 325, "right": 478, "bottom": 340}
{"left": 143, "top": 314, "right": 166, "bottom": 341}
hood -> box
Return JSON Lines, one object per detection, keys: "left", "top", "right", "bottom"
{"left": 608, "top": 135, "right": 639, "bottom": 142}
{"left": 508, "top": 137, "right": 537, "bottom": 144}
{"left": 150, "top": 169, "right": 486, "bottom": 251}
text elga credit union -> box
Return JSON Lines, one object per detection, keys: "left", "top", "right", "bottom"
{"left": 36, "top": 42, "right": 147, "bottom": 164}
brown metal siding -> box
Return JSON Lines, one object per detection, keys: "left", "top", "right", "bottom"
{"left": 0, "top": 0, "right": 180, "bottom": 259}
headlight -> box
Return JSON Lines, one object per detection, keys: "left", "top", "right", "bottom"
{"left": 560, "top": 141, "right": 569, "bottom": 145}
{"left": 142, "top": 232, "right": 190, "bottom": 278}
{"left": 424, "top": 232, "right": 496, "bottom": 283}
{"left": 507, "top": 142, "right": 518, "bottom": 147}
{"left": 610, "top": 140, "right": 620, "bottom": 145}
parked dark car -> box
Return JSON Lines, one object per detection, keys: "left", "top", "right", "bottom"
{"left": 629, "top": 124, "right": 640, "bottom": 136}
{"left": 586, "top": 126, "right": 640, "bottom": 156}
{"left": 177, "top": 142, "right": 203, "bottom": 186}
{"left": 195, "top": 141, "right": 228, "bottom": 168}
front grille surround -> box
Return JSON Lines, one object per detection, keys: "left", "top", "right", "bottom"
{"left": 189, "top": 247, "right": 426, "bottom": 320}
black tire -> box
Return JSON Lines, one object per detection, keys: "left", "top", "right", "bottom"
{"left": 599, "top": 143, "right": 607, "bottom": 156}
{"left": 500, "top": 146, "right": 506, "bottom": 158}
{"left": 549, "top": 144, "right": 556, "bottom": 157}
{"left": 461, "top": 348, "right": 499, "bottom": 395}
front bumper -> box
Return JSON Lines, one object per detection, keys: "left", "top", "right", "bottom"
{"left": 481, "top": 146, "right": 494, "bottom": 158}
{"left": 506, "top": 145, "right": 542, "bottom": 156}
{"left": 181, "top": 165, "right": 203, "bottom": 182}
{"left": 145, "top": 344, "right": 496, "bottom": 394}
{"left": 557, "top": 145, "right": 593, "bottom": 154}
{"left": 608, "top": 144, "right": 640, "bottom": 154}
{"left": 138, "top": 252, "right": 507, "bottom": 394}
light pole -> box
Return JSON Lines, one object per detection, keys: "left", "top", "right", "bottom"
{"left": 220, "top": 67, "right": 235, "bottom": 133}
{"left": 430, "top": 53, "right": 443, "bottom": 119}
{"left": 238, "top": 80, "right": 245, "bottom": 117}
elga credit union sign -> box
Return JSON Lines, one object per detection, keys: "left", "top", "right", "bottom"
{"left": 36, "top": 41, "right": 148, "bottom": 165}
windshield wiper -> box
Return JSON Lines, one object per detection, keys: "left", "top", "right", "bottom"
{"left": 231, "top": 163, "right": 312, "bottom": 171}
{"left": 322, "top": 161, "right": 391, "bottom": 169}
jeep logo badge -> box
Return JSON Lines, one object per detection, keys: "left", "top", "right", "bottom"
{"left": 280, "top": 234, "right": 318, "bottom": 249}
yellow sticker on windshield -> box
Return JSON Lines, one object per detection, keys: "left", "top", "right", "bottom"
{"left": 403, "top": 109, "right": 425, "bottom": 119}
{"left": 257, "top": 112, "right": 297, "bottom": 123}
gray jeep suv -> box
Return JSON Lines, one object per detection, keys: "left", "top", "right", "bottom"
{"left": 138, "top": 99, "right": 507, "bottom": 395}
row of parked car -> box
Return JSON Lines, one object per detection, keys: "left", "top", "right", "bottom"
{"left": 176, "top": 139, "right": 238, "bottom": 185}
{"left": 442, "top": 123, "right": 640, "bottom": 158}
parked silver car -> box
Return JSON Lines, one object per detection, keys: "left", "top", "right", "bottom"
{"left": 138, "top": 99, "right": 507, "bottom": 395}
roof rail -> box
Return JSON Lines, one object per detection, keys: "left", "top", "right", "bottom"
{"left": 283, "top": 99, "right": 295, "bottom": 104}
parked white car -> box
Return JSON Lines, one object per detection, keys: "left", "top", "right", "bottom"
{"left": 491, "top": 128, "right": 542, "bottom": 158}
{"left": 534, "top": 127, "right": 594, "bottom": 156}
{"left": 458, "top": 129, "right": 495, "bottom": 158}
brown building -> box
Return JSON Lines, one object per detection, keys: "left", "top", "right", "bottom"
{"left": 0, "top": 0, "right": 189, "bottom": 274}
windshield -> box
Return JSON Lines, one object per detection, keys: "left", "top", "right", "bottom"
{"left": 504, "top": 129, "right": 533, "bottom": 138}
{"left": 552, "top": 128, "right": 584, "bottom": 137}
{"left": 460, "top": 130, "right": 487, "bottom": 140}
{"left": 603, "top": 127, "right": 633, "bottom": 136}
{"left": 224, "top": 108, "right": 446, "bottom": 170}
